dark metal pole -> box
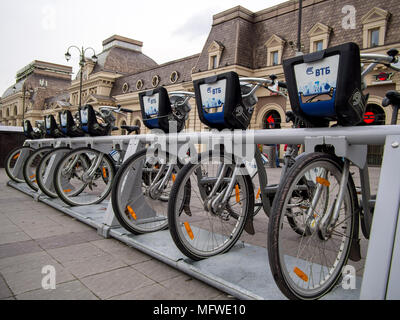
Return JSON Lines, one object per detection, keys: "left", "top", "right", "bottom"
{"left": 79, "top": 48, "right": 84, "bottom": 108}
{"left": 297, "top": 0, "right": 303, "bottom": 53}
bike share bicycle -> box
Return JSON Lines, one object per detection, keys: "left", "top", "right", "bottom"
{"left": 167, "top": 72, "right": 306, "bottom": 260}
{"left": 267, "top": 43, "right": 400, "bottom": 300}
{"left": 110, "top": 87, "right": 193, "bottom": 234}
{"left": 4, "top": 119, "right": 50, "bottom": 184}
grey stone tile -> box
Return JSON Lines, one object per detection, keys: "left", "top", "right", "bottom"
{"left": 80, "top": 266, "right": 155, "bottom": 299}
{"left": 0, "top": 274, "right": 13, "bottom": 299}
{"left": 22, "top": 224, "right": 81, "bottom": 240}
{"left": 62, "top": 254, "right": 127, "bottom": 278}
{"left": 0, "top": 231, "right": 31, "bottom": 246}
{"left": 90, "top": 239, "right": 152, "bottom": 265}
{"left": 132, "top": 259, "right": 182, "bottom": 282}
{"left": 16, "top": 280, "right": 99, "bottom": 300}
{"left": 160, "top": 275, "right": 225, "bottom": 300}
{"left": 109, "top": 283, "right": 180, "bottom": 300}
{"left": 47, "top": 243, "right": 107, "bottom": 263}
{"left": 0, "top": 240, "right": 42, "bottom": 259}
{"left": 1, "top": 260, "right": 75, "bottom": 295}
{"left": 35, "top": 230, "right": 103, "bottom": 250}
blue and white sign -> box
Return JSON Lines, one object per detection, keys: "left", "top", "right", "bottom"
{"left": 143, "top": 93, "right": 159, "bottom": 117}
{"left": 294, "top": 55, "right": 339, "bottom": 97}
{"left": 199, "top": 79, "right": 226, "bottom": 112}
{"left": 45, "top": 116, "right": 51, "bottom": 129}
{"left": 80, "top": 109, "right": 88, "bottom": 124}
{"left": 60, "top": 113, "right": 67, "bottom": 126}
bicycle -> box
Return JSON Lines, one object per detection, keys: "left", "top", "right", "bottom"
{"left": 4, "top": 119, "right": 48, "bottom": 183}
{"left": 167, "top": 72, "right": 304, "bottom": 260}
{"left": 267, "top": 44, "right": 400, "bottom": 300}
{"left": 110, "top": 88, "right": 193, "bottom": 234}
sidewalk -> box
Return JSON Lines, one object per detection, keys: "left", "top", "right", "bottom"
{"left": 0, "top": 169, "right": 232, "bottom": 300}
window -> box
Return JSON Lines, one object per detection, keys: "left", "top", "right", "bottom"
{"left": 271, "top": 51, "right": 279, "bottom": 66}
{"left": 207, "top": 41, "right": 224, "bottom": 70}
{"left": 265, "top": 35, "right": 285, "bottom": 67}
{"left": 361, "top": 7, "right": 389, "bottom": 49}
{"left": 211, "top": 55, "right": 217, "bottom": 69}
{"left": 369, "top": 28, "right": 380, "bottom": 47}
{"left": 314, "top": 40, "right": 324, "bottom": 52}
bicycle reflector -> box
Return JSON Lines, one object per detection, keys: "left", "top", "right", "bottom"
{"left": 139, "top": 87, "right": 175, "bottom": 133}
{"left": 193, "top": 71, "right": 251, "bottom": 130}
{"left": 283, "top": 42, "right": 366, "bottom": 127}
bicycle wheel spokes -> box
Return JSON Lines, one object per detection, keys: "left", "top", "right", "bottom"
{"left": 55, "top": 149, "right": 114, "bottom": 206}
{"left": 113, "top": 150, "right": 172, "bottom": 234}
{"left": 276, "top": 159, "right": 353, "bottom": 299}
{"left": 170, "top": 153, "right": 252, "bottom": 260}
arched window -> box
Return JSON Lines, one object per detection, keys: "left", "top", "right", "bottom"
{"left": 263, "top": 110, "right": 282, "bottom": 129}
{"left": 14, "top": 105, "right": 18, "bottom": 116}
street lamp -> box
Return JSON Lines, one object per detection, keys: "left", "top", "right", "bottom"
{"left": 64, "top": 46, "right": 98, "bottom": 108}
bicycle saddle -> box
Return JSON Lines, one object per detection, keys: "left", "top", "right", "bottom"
{"left": 59, "top": 110, "right": 85, "bottom": 137}
{"left": 382, "top": 90, "right": 400, "bottom": 107}
{"left": 121, "top": 125, "right": 140, "bottom": 134}
{"left": 44, "top": 115, "right": 65, "bottom": 138}
{"left": 79, "top": 104, "right": 110, "bottom": 137}
{"left": 23, "top": 120, "right": 43, "bottom": 139}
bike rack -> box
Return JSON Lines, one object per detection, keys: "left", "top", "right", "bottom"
{"left": 7, "top": 124, "right": 400, "bottom": 300}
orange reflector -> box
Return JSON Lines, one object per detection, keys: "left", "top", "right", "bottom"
{"left": 235, "top": 184, "right": 240, "bottom": 203}
{"left": 33, "top": 180, "right": 37, "bottom": 183}
{"left": 184, "top": 222, "right": 194, "bottom": 240}
{"left": 316, "top": 176, "right": 330, "bottom": 187}
{"left": 256, "top": 188, "right": 261, "bottom": 200}
{"left": 294, "top": 267, "right": 309, "bottom": 282}
{"left": 126, "top": 205, "right": 137, "bottom": 220}
{"left": 172, "top": 174, "right": 176, "bottom": 183}
{"left": 13, "top": 153, "right": 20, "bottom": 160}
{"left": 29, "top": 174, "right": 36, "bottom": 179}
{"left": 102, "top": 167, "right": 107, "bottom": 179}
{"left": 63, "top": 189, "right": 72, "bottom": 193}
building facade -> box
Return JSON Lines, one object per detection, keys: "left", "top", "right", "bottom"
{"left": 1, "top": 0, "right": 399, "bottom": 161}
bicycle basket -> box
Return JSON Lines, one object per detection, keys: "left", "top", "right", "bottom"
{"left": 283, "top": 42, "right": 365, "bottom": 127}
{"left": 139, "top": 87, "right": 173, "bottom": 133}
{"left": 59, "top": 110, "right": 84, "bottom": 137}
{"left": 193, "top": 71, "right": 251, "bottom": 130}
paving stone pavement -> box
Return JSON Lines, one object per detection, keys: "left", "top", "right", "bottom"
{"left": 0, "top": 165, "right": 381, "bottom": 300}
{"left": 0, "top": 169, "right": 233, "bottom": 300}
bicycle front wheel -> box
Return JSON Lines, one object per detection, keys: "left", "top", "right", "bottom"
{"left": 53, "top": 147, "right": 115, "bottom": 206}
{"left": 168, "top": 151, "right": 254, "bottom": 260}
{"left": 23, "top": 146, "right": 53, "bottom": 191}
{"left": 268, "top": 152, "right": 357, "bottom": 300}
{"left": 112, "top": 149, "right": 179, "bottom": 234}
{"left": 4, "top": 146, "right": 34, "bottom": 183}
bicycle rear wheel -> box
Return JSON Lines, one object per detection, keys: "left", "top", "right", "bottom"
{"left": 23, "top": 146, "right": 53, "bottom": 191}
{"left": 168, "top": 151, "right": 254, "bottom": 260}
{"left": 112, "top": 149, "right": 179, "bottom": 234}
{"left": 4, "top": 146, "right": 34, "bottom": 183}
{"left": 268, "top": 152, "right": 357, "bottom": 300}
{"left": 53, "top": 147, "right": 114, "bottom": 206}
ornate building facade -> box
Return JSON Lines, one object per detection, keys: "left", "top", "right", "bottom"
{"left": 1, "top": 0, "right": 400, "bottom": 162}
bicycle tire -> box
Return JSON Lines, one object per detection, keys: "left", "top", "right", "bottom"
{"left": 112, "top": 148, "right": 182, "bottom": 234}
{"left": 53, "top": 147, "right": 115, "bottom": 206}
{"left": 23, "top": 146, "right": 54, "bottom": 191}
{"left": 268, "top": 152, "right": 358, "bottom": 300}
{"left": 36, "top": 147, "right": 71, "bottom": 198}
{"left": 4, "top": 146, "right": 34, "bottom": 183}
{"left": 168, "top": 150, "right": 254, "bottom": 261}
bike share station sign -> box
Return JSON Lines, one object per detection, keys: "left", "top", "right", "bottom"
{"left": 7, "top": 122, "right": 400, "bottom": 300}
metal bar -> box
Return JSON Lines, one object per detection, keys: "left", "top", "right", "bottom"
{"left": 360, "top": 135, "right": 400, "bottom": 299}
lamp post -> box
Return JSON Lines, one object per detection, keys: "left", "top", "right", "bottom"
{"left": 64, "top": 46, "right": 98, "bottom": 108}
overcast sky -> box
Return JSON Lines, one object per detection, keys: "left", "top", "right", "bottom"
{"left": 0, "top": 0, "right": 287, "bottom": 95}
